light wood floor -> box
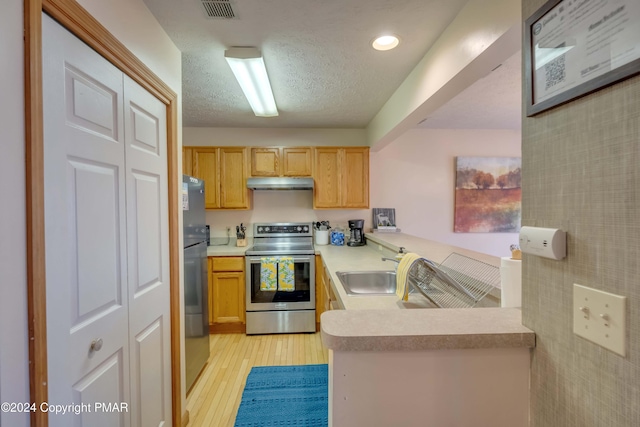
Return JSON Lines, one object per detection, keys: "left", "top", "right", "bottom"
{"left": 185, "top": 333, "right": 329, "bottom": 427}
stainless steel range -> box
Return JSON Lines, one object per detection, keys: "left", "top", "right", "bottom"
{"left": 245, "top": 222, "right": 316, "bottom": 334}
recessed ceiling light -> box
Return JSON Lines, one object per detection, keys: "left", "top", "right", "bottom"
{"left": 372, "top": 35, "right": 400, "bottom": 51}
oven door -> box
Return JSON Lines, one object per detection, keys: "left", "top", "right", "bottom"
{"left": 245, "top": 254, "right": 315, "bottom": 311}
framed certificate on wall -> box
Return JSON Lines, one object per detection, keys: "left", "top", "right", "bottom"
{"left": 525, "top": 0, "right": 640, "bottom": 116}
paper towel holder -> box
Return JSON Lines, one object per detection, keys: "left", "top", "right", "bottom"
{"left": 518, "top": 226, "right": 566, "bottom": 260}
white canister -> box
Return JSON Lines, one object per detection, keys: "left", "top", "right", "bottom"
{"left": 315, "top": 230, "right": 329, "bottom": 245}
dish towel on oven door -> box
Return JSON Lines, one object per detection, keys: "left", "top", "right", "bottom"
{"left": 276, "top": 257, "right": 295, "bottom": 292}
{"left": 260, "top": 257, "right": 295, "bottom": 292}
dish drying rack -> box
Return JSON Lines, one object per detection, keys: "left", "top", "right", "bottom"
{"left": 403, "top": 253, "right": 499, "bottom": 308}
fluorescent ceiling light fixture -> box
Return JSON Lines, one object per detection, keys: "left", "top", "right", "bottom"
{"left": 372, "top": 35, "right": 400, "bottom": 51}
{"left": 225, "top": 47, "right": 278, "bottom": 117}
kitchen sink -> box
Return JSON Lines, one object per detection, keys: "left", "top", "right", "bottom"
{"left": 335, "top": 270, "right": 397, "bottom": 296}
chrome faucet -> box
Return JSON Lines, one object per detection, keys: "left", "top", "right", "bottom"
{"left": 381, "top": 247, "right": 406, "bottom": 264}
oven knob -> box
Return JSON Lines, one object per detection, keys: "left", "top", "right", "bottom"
{"left": 265, "top": 227, "right": 270, "bottom": 232}
{"left": 303, "top": 226, "right": 309, "bottom": 232}
{"left": 257, "top": 227, "right": 263, "bottom": 233}
{"left": 297, "top": 226, "right": 302, "bottom": 232}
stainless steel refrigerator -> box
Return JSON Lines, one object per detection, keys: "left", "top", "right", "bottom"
{"left": 182, "top": 175, "right": 209, "bottom": 392}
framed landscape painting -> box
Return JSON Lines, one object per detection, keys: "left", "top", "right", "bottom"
{"left": 454, "top": 157, "right": 521, "bottom": 233}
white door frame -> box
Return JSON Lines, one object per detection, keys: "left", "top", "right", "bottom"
{"left": 24, "top": 1, "right": 183, "bottom": 426}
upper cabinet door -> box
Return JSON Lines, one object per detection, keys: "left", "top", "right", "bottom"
{"left": 251, "top": 147, "right": 280, "bottom": 177}
{"left": 187, "top": 146, "right": 251, "bottom": 210}
{"left": 250, "top": 147, "right": 312, "bottom": 177}
{"left": 313, "top": 147, "right": 369, "bottom": 209}
{"left": 183, "top": 147, "right": 193, "bottom": 176}
{"left": 192, "top": 147, "right": 220, "bottom": 209}
{"left": 313, "top": 148, "right": 342, "bottom": 208}
{"left": 282, "top": 147, "right": 312, "bottom": 177}
{"left": 220, "top": 147, "right": 250, "bottom": 209}
{"left": 342, "top": 147, "right": 369, "bottom": 209}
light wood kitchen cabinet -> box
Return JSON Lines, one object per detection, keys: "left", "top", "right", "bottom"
{"left": 251, "top": 147, "right": 280, "bottom": 177}
{"left": 192, "top": 147, "right": 220, "bottom": 209}
{"left": 282, "top": 147, "right": 313, "bottom": 176}
{"left": 313, "top": 147, "right": 369, "bottom": 209}
{"left": 183, "top": 146, "right": 193, "bottom": 176}
{"left": 219, "top": 147, "right": 250, "bottom": 208}
{"left": 208, "top": 256, "right": 246, "bottom": 333}
{"left": 315, "top": 255, "right": 337, "bottom": 330}
{"left": 188, "top": 146, "right": 251, "bottom": 210}
{"left": 250, "top": 146, "right": 313, "bottom": 177}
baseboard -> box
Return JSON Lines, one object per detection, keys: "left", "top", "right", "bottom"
{"left": 209, "top": 323, "right": 246, "bottom": 334}
{"left": 182, "top": 410, "right": 190, "bottom": 427}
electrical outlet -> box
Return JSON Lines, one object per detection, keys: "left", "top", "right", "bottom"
{"left": 573, "top": 284, "right": 626, "bottom": 356}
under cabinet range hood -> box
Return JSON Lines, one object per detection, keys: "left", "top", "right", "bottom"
{"left": 246, "top": 177, "right": 314, "bottom": 190}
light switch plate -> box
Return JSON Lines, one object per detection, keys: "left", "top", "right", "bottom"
{"left": 573, "top": 284, "right": 626, "bottom": 356}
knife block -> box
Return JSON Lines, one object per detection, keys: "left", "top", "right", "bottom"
{"left": 236, "top": 238, "right": 247, "bottom": 247}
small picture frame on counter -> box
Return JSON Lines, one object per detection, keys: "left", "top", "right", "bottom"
{"left": 372, "top": 208, "right": 398, "bottom": 232}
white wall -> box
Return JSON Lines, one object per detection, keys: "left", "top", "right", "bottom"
{"left": 0, "top": 1, "right": 29, "bottom": 426}
{"left": 370, "top": 129, "right": 521, "bottom": 257}
{"left": 184, "top": 127, "right": 367, "bottom": 147}
{"left": 208, "top": 191, "right": 370, "bottom": 237}
{"left": 0, "top": 2, "right": 183, "bottom": 425}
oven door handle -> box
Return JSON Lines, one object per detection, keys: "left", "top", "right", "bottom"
{"left": 247, "top": 255, "right": 313, "bottom": 264}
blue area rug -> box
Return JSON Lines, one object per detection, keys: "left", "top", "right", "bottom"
{"left": 234, "top": 364, "right": 328, "bottom": 426}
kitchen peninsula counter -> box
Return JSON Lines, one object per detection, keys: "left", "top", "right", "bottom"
{"left": 316, "top": 233, "right": 534, "bottom": 349}
{"left": 317, "top": 233, "right": 533, "bottom": 427}
{"left": 314, "top": 231, "right": 505, "bottom": 311}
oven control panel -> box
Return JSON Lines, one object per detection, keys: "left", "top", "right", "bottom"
{"left": 254, "top": 222, "right": 312, "bottom": 237}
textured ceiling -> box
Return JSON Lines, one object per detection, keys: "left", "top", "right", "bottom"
{"left": 143, "top": 0, "right": 475, "bottom": 128}
{"left": 418, "top": 50, "right": 522, "bottom": 130}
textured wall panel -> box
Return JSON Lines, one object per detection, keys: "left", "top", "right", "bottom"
{"left": 522, "top": 1, "right": 640, "bottom": 426}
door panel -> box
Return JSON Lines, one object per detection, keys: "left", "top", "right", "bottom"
{"left": 72, "top": 351, "right": 127, "bottom": 427}
{"left": 133, "top": 319, "right": 166, "bottom": 427}
{"left": 130, "top": 171, "right": 162, "bottom": 294}
{"left": 64, "top": 64, "right": 119, "bottom": 140}
{"left": 68, "top": 159, "right": 122, "bottom": 324}
{"left": 129, "top": 104, "right": 160, "bottom": 155}
{"left": 124, "top": 75, "right": 171, "bottom": 427}
{"left": 43, "top": 15, "right": 131, "bottom": 427}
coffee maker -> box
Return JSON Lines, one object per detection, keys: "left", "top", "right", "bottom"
{"left": 347, "top": 219, "right": 366, "bottom": 246}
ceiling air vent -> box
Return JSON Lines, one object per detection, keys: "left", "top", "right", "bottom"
{"left": 200, "top": 0, "right": 236, "bottom": 19}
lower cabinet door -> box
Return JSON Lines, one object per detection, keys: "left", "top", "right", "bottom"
{"left": 212, "top": 271, "right": 245, "bottom": 324}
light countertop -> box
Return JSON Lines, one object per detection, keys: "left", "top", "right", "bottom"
{"left": 204, "top": 232, "right": 534, "bottom": 353}
{"left": 313, "top": 242, "right": 436, "bottom": 310}
{"left": 206, "top": 238, "right": 252, "bottom": 256}
{"left": 313, "top": 232, "right": 504, "bottom": 310}
{"left": 321, "top": 307, "right": 535, "bottom": 351}
{"left": 315, "top": 232, "right": 534, "bottom": 351}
